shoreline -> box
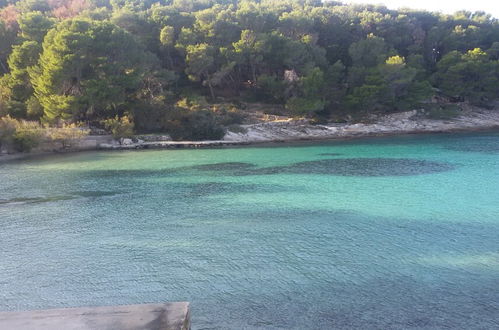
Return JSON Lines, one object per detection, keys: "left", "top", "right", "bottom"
{"left": 1, "top": 108, "right": 499, "bottom": 162}
{"left": 2, "top": 127, "right": 498, "bottom": 164}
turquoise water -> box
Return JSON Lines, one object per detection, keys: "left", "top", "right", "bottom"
{"left": 1, "top": 133, "right": 499, "bottom": 329}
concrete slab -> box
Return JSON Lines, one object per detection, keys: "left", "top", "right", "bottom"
{"left": 0, "top": 302, "right": 190, "bottom": 330}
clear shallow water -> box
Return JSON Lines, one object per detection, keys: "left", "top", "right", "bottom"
{"left": 1, "top": 132, "right": 499, "bottom": 329}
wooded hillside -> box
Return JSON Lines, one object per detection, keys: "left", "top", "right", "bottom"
{"left": 1, "top": 0, "right": 498, "bottom": 139}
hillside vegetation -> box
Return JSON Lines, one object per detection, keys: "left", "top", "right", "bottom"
{"left": 1, "top": 0, "right": 499, "bottom": 140}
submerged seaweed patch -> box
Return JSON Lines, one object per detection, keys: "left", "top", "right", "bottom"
{"left": 262, "top": 158, "right": 455, "bottom": 176}
{"left": 0, "top": 196, "right": 76, "bottom": 206}
{"left": 190, "top": 162, "right": 257, "bottom": 172}
{"left": 318, "top": 153, "right": 342, "bottom": 156}
{"left": 189, "top": 158, "right": 454, "bottom": 177}
{"left": 73, "top": 191, "right": 122, "bottom": 198}
{"left": 83, "top": 158, "right": 454, "bottom": 179}
{"left": 444, "top": 139, "right": 499, "bottom": 154}
{"left": 0, "top": 191, "right": 122, "bottom": 206}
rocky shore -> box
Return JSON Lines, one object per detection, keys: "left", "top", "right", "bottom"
{"left": 97, "top": 108, "right": 499, "bottom": 150}
{"left": 223, "top": 108, "right": 499, "bottom": 143}
{"left": 1, "top": 108, "right": 499, "bottom": 161}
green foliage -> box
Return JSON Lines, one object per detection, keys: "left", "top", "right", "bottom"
{"left": 210, "top": 103, "right": 245, "bottom": 126}
{"left": 4, "top": 40, "right": 41, "bottom": 105}
{"left": 0, "top": 115, "right": 17, "bottom": 150}
{"left": 45, "top": 123, "right": 90, "bottom": 149}
{"left": 286, "top": 97, "right": 325, "bottom": 116}
{"left": 160, "top": 98, "right": 237, "bottom": 140}
{"left": 101, "top": 115, "right": 134, "bottom": 139}
{"left": 285, "top": 67, "right": 327, "bottom": 115}
{"left": 16, "top": 0, "right": 50, "bottom": 13}
{"left": 12, "top": 124, "right": 43, "bottom": 152}
{"left": 31, "top": 19, "right": 154, "bottom": 122}
{"left": 185, "top": 43, "right": 217, "bottom": 98}
{"left": 257, "top": 74, "right": 286, "bottom": 102}
{"left": 4, "top": 100, "right": 27, "bottom": 118}
{"left": 0, "top": 20, "right": 17, "bottom": 74}
{"left": 0, "top": 116, "right": 44, "bottom": 152}
{"left": 165, "top": 109, "right": 225, "bottom": 141}
{"left": 378, "top": 56, "right": 432, "bottom": 111}
{"left": 25, "top": 95, "right": 43, "bottom": 119}
{"left": 160, "top": 25, "right": 175, "bottom": 46}
{"left": 432, "top": 48, "right": 499, "bottom": 106}
{"left": 349, "top": 34, "right": 393, "bottom": 68}
{"left": 424, "top": 104, "right": 461, "bottom": 120}
{"left": 1, "top": 0, "right": 499, "bottom": 137}
{"left": 18, "top": 11, "right": 55, "bottom": 42}
{"left": 232, "top": 29, "right": 266, "bottom": 82}
{"left": 227, "top": 124, "right": 247, "bottom": 134}
{"left": 346, "top": 54, "right": 432, "bottom": 113}
{"left": 0, "top": 115, "right": 89, "bottom": 152}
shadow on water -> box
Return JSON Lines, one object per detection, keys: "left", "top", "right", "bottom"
{"left": 443, "top": 135, "right": 499, "bottom": 154}
{"left": 0, "top": 182, "right": 297, "bottom": 207}
{"left": 0, "top": 196, "right": 77, "bottom": 206}
{"left": 85, "top": 158, "right": 455, "bottom": 179}
{"left": 0, "top": 191, "right": 122, "bottom": 206}
{"left": 255, "top": 158, "right": 454, "bottom": 176}
{"left": 317, "top": 153, "right": 342, "bottom": 156}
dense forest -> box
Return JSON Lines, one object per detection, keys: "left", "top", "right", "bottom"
{"left": 1, "top": 0, "right": 499, "bottom": 142}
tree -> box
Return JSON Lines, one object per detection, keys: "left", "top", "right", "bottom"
{"left": 347, "top": 55, "right": 431, "bottom": 113}
{"left": 3, "top": 41, "right": 41, "bottom": 110}
{"left": 285, "top": 67, "right": 327, "bottom": 115}
{"left": 111, "top": 9, "right": 157, "bottom": 51}
{"left": 378, "top": 55, "right": 431, "bottom": 111}
{"left": 432, "top": 48, "right": 499, "bottom": 105}
{"left": 18, "top": 11, "right": 55, "bottom": 42}
{"left": 159, "top": 25, "right": 175, "bottom": 68}
{"left": 2, "top": 0, "right": 499, "bottom": 132}
{"left": 348, "top": 34, "right": 393, "bottom": 68}
{"left": 0, "top": 19, "right": 17, "bottom": 73}
{"left": 232, "top": 29, "right": 266, "bottom": 83}
{"left": 30, "top": 19, "right": 154, "bottom": 122}
{"left": 185, "top": 43, "right": 217, "bottom": 99}
{"left": 160, "top": 25, "right": 175, "bottom": 46}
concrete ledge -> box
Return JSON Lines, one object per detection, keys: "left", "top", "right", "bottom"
{"left": 0, "top": 302, "right": 190, "bottom": 330}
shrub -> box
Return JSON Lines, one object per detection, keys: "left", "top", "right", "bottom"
{"left": 257, "top": 74, "right": 286, "bottom": 103}
{"left": 11, "top": 120, "right": 44, "bottom": 152}
{"left": 26, "top": 96, "right": 44, "bottom": 120}
{"left": 13, "top": 130, "right": 42, "bottom": 152}
{"left": 165, "top": 110, "right": 225, "bottom": 141}
{"left": 6, "top": 100, "right": 27, "bottom": 119}
{"left": 46, "top": 124, "right": 89, "bottom": 149}
{"left": 1, "top": 116, "right": 44, "bottom": 152}
{"left": 425, "top": 104, "right": 461, "bottom": 120}
{"left": 176, "top": 95, "right": 209, "bottom": 111}
{"left": 101, "top": 116, "right": 135, "bottom": 139}
{"left": 132, "top": 100, "right": 171, "bottom": 133}
{"left": 0, "top": 116, "right": 17, "bottom": 151}
{"left": 227, "top": 124, "right": 248, "bottom": 134}
{"left": 0, "top": 100, "right": 7, "bottom": 118}
{"left": 210, "top": 103, "right": 245, "bottom": 126}
{"left": 0, "top": 116, "right": 90, "bottom": 152}
{"left": 285, "top": 96, "right": 326, "bottom": 116}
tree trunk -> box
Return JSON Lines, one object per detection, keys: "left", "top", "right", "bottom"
{"left": 0, "top": 59, "right": 8, "bottom": 74}
{"left": 207, "top": 78, "right": 215, "bottom": 100}
{"left": 166, "top": 48, "right": 174, "bottom": 70}
{"left": 251, "top": 62, "right": 257, "bottom": 84}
